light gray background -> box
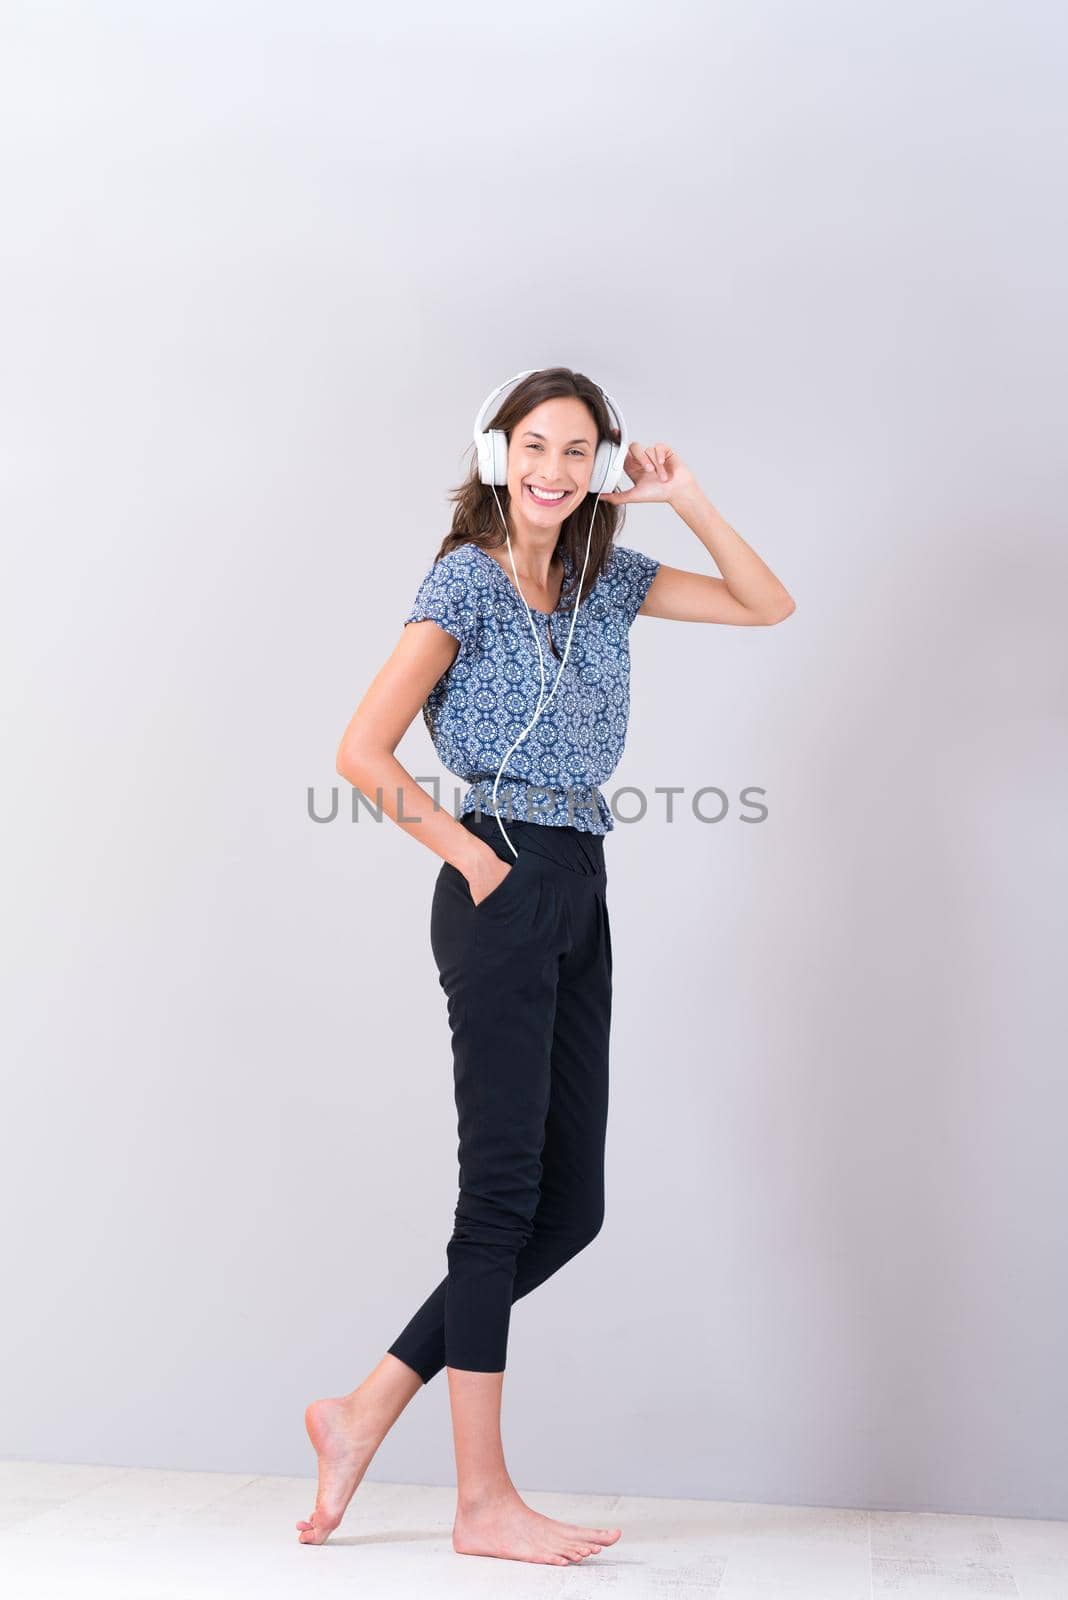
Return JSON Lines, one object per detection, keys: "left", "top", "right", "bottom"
{"left": 2, "top": 0, "right": 1066, "bottom": 1519}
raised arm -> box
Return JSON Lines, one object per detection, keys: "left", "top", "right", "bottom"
{"left": 601, "top": 441, "right": 797, "bottom": 626}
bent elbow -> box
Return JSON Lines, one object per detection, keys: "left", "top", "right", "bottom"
{"left": 336, "top": 735, "right": 389, "bottom": 785}
{"left": 335, "top": 738, "right": 368, "bottom": 783}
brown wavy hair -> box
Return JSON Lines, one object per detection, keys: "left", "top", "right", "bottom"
{"left": 430, "top": 366, "right": 628, "bottom": 618}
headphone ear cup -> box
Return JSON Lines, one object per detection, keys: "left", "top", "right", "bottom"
{"left": 589, "top": 437, "right": 621, "bottom": 494}
{"left": 487, "top": 428, "right": 509, "bottom": 486}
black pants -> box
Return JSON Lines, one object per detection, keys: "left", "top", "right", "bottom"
{"left": 387, "top": 813, "right": 613, "bottom": 1380}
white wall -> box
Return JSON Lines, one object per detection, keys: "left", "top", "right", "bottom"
{"left": 2, "top": 0, "right": 1066, "bottom": 1517}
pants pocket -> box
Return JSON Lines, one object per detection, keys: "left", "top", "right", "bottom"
{"left": 472, "top": 848, "right": 527, "bottom": 912}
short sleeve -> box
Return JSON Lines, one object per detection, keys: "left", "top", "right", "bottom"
{"left": 404, "top": 549, "right": 478, "bottom": 651}
{"left": 609, "top": 543, "right": 661, "bottom": 628}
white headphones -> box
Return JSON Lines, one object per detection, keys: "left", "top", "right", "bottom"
{"left": 473, "top": 367, "right": 632, "bottom": 496}
{"left": 471, "top": 368, "right": 633, "bottom": 858}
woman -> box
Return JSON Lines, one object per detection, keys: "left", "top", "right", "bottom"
{"left": 300, "top": 367, "right": 795, "bottom": 1567}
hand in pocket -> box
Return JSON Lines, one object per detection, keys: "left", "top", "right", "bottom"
{"left": 468, "top": 850, "right": 516, "bottom": 908}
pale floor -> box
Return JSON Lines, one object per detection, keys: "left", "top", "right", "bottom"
{"left": 1, "top": 1461, "right": 1066, "bottom": 1599}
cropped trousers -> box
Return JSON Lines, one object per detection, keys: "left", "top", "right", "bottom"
{"left": 387, "top": 812, "right": 613, "bottom": 1380}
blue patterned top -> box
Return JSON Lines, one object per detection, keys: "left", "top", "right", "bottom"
{"left": 403, "top": 540, "right": 660, "bottom": 834}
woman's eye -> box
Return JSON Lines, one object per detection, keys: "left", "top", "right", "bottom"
{"left": 527, "top": 444, "right": 585, "bottom": 456}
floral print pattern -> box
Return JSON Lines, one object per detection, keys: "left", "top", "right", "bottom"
{"left": 404, "top": 540, "right": 660, "bottom": 834}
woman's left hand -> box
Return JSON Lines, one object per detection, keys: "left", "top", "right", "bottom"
{"left": 598, "top": 440, "right": 697, "bottom": 506}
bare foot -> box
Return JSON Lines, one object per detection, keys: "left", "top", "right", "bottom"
{"left": 453, "top": 1489, "right": 622, "bottom": 1566}
{"left": 296, "top": 1393, "right": 389, "bottom": 1544}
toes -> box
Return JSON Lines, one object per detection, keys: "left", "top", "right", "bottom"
{"left": 297, "top": 1518, "right": 330, "bottom": 1545}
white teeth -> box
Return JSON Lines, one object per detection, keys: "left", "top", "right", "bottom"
{"left": 528, "top": 485, "right": 567, "bottom": 502}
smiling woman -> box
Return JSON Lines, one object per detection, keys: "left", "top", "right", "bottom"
{"left": 321, "top": 364, "right": 795, "bottom": 1567}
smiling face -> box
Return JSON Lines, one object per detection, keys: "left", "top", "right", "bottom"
{"left": 506, "top": 396, "right": 598, "bottom": 527}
